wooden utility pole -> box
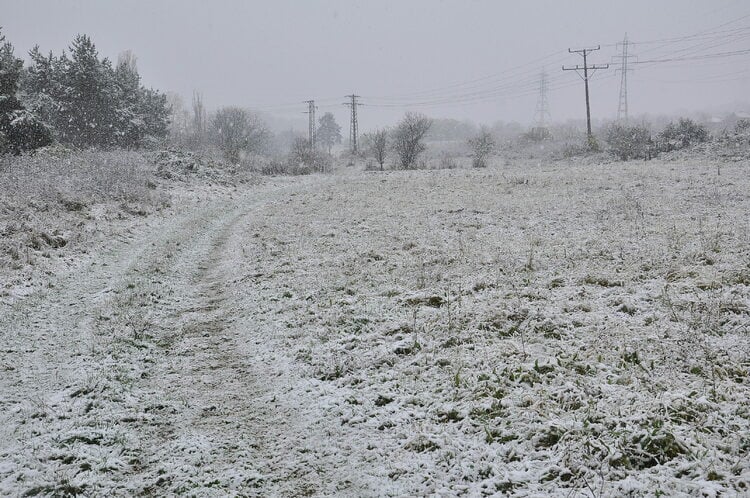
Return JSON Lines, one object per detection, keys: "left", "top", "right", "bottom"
{"left": 563, "top": 46, "right": 609, "bottom": 144}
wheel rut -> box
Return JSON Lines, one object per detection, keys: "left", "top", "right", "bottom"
{"left": 1, "top": 176, "right": 370, "bottom": 497}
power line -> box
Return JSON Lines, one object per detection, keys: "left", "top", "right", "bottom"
{"left": 231, "top": 11, "right": 750, "bottom": 122}
{"left": 632, "top": 48, "right": 750, "bottom": 65}
{"left": 363, "top": 13, "right": 750, "bottom": 109}
{"left": 363, "top": 49, "right": 567, "bottom": 102}
{"left": 563, "top": 46, "right": 609, "bottom": 142}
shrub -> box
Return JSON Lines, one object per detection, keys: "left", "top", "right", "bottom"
{"left": 467, "top": 127, "right": 496, "bottom": 168}
{"left": 522, "top": 127, "right": 552, "bottom": 143}
{"left": 211, "top": 107, "right": 270, "bottom": 163}
{"left": 392, "top": 113, "right": 432, "bottom": 169}
{"left": 5, "top": 110, "right": 53, "bottom": 154}
{"left": 437, "top": 152, "right": 459, "bottom": 169}
{"left": 735, "top": 118, "right": 750, "bottom": 135}
{"left": 361, "top": 128, "right": 388, "bottom": 170}
{"left": 604, "top": 122, "right": 651, "bottom": 161}
{"left": 658, "top": 118, "right": 709, "bottom": 152}
{"left": 287, "top": 137, "right": 330, "bottom": 174}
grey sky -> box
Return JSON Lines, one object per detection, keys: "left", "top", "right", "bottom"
{"left": 2, "top": 0, "right": 749, "bottom": 131}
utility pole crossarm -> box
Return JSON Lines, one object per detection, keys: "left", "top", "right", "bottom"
{"left": 562, "top": 64, "right": 609, "bottom": 71}
{"left": 569, "top": 45, "right": 600, "bottom": 54}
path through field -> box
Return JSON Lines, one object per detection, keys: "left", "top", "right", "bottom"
{"left": 1, "top": 161, "right": 749, "bottom": 496}
{"left": 0, "top": 176, "right": 374, "bottom": 496}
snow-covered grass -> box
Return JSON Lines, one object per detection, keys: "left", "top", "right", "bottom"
{"left": 237, "top": 159, "right": 749, "bottom": 495}
{"left": 0, "top": 148, "right": 165, "bottom": 214}
{"left": 0, "top": 149, "right": 169, "bottom": 297}
{"left": 1, "top": 155, "right": 748, "bottom": 496}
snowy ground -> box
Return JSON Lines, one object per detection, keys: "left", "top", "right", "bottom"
{"left": 1, "top": 157, "right": 749, "bottom": 496}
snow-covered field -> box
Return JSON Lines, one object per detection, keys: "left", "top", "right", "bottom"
{"left": 1, "top": 156, "right": 749, "bottom": 496}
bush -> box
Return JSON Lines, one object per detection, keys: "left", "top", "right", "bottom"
{"left": 559, "top": 141, "right": 592, "bottom": 159}
{"left": 658, "top": 118, "right": 709, "bottom": 152}
{"left": 522, "top": 127, "right": 552, "bottom": 143}
{"left": 437, "top": 152, "right": 459, "bottom": 169}
{"left": 361, "top": 128, "right": 388, "bottom": 170}
{"left": 6, "top": 110, "right": 53, "bottom": 154}
{"left": 211, "top": 107, "right": 270, "bottom": 163}
{"left": 392, "top": 113, "right": 432, "bottom": 169}
{"left": 604, "top": 122, "right": 651, "bottom": 161}
{"left": 733, "top": 119, "right": 750, "bottom": 146}
{"left": 287, "top": 137, "right": 330, "bottom": 174}
{"left": 467, "top": 127, "right": 496, "bottom": 168}
{"left": 735, "top": 118, "right": 750, "bottom": 135}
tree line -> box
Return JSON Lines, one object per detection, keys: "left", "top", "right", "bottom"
{"left": 0, "top": 29, "right": 169, "bottom": 154}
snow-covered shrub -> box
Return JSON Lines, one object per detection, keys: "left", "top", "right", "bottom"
{"left": 436, "top": 152, "right": 459, "bottom": 169}
{"left": 732, "top": 119, "right": 750, "bottom": 146}
{"left": 657, "top": 118, "right": 709, "bottom": 152}
{"left": 392, "top": 112, "right": 432, "bottom": 169}
{"left": 211, "top": 107, "right": 270, "bottom": 163}
{"left": 5, "top": 110, "right": 53, "bottom": 153}
{"left": 287, "top": 137, "right": 330, "bottom": 174}
{"left": 467, "top": 127, "right": 496, "bottom": 168}
{"left": 604, "top": 122, "right": 651, "bottom": 161}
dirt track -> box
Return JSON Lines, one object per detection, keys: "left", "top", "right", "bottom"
{"left": 0, "top": 177, "right": 374, "bottom": 496}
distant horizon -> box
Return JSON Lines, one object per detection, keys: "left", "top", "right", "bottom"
{"left": 3, "top": 0, "right": 749, "bottom": 132}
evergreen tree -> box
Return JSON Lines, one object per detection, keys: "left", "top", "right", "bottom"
{"left": 22, "top": 46, "right": 61, "bottom": 127}
{"left": 12, "top": 32, "right": 169, "bottom": 151}
{"left": 113, "top": 51, "right": 169, "bottom": 147}
{"left": 316, "top": 112, "right": 342, "bottom": 154}
{"left": 59, "top": 35, "right": 121, "bottom": 146}
{"left": 137, "top": 87, "right": 169, "bottom": 142}
{"left": 0, "top": 30, "right": 51, "bottom": 154}
{"left": 0, "top": 30, "right": 24, "bottom": 123}
{"left": 114, "top": 51, "right": 143, "bottom": 146}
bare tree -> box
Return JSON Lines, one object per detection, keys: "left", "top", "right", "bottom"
{"left": 467, "top": 126, "right": 496, "bottom": 168}
{"left": 211, "top": 106, "right": 270, "bottom": 163}
{"left": 165, "top": 91, "right": 190, "bottom": 140}
{"left": 117, "top": 49, "right": 138, "bottom": 74}
{"left": 289, "top": 136, "right": 330, "bottom": 173}
{"left": 191, "top": 91, "right": 206, "bottom": 146}
{"left": 392, "top": 112, "right": 432, "bottom": 169}
{"left": 363, "top": 128, "right": 388, "bottom": 170}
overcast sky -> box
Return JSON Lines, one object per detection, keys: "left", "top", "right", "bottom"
{"left": 2, "top": 0, "right": 749, "bottom": 131}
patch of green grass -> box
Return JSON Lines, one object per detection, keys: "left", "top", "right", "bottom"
{"left": 535, "top": 426, "right": 564, "bottom": 449}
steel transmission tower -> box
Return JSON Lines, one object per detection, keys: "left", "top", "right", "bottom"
{"left": 533, "top": 69, "right": 551, "bottom": 134}
{"left": 562, "top": 46, "right": 609, "bottom": 143}
{"left": 613, "top": 33, "right": 636, "bottom": 122}
{"left": 343, "top": 94, "right": 362, "bottom": 154}
{"left": 303, "top": 100, "right": 317, "bottom": 148}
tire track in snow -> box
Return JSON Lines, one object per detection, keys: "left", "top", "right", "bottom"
{"left": 1, "top": 175, "right": 368, "bottom": 496}
{"left": 0, "top": 183, "right": 279, "bottom": 495}
{"left": 119, "top": 177, "right": 374, "bottom": 496}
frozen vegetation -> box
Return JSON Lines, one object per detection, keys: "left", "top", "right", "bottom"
{"left": 1, "top": 151, "right": 748, "bottom": 496}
